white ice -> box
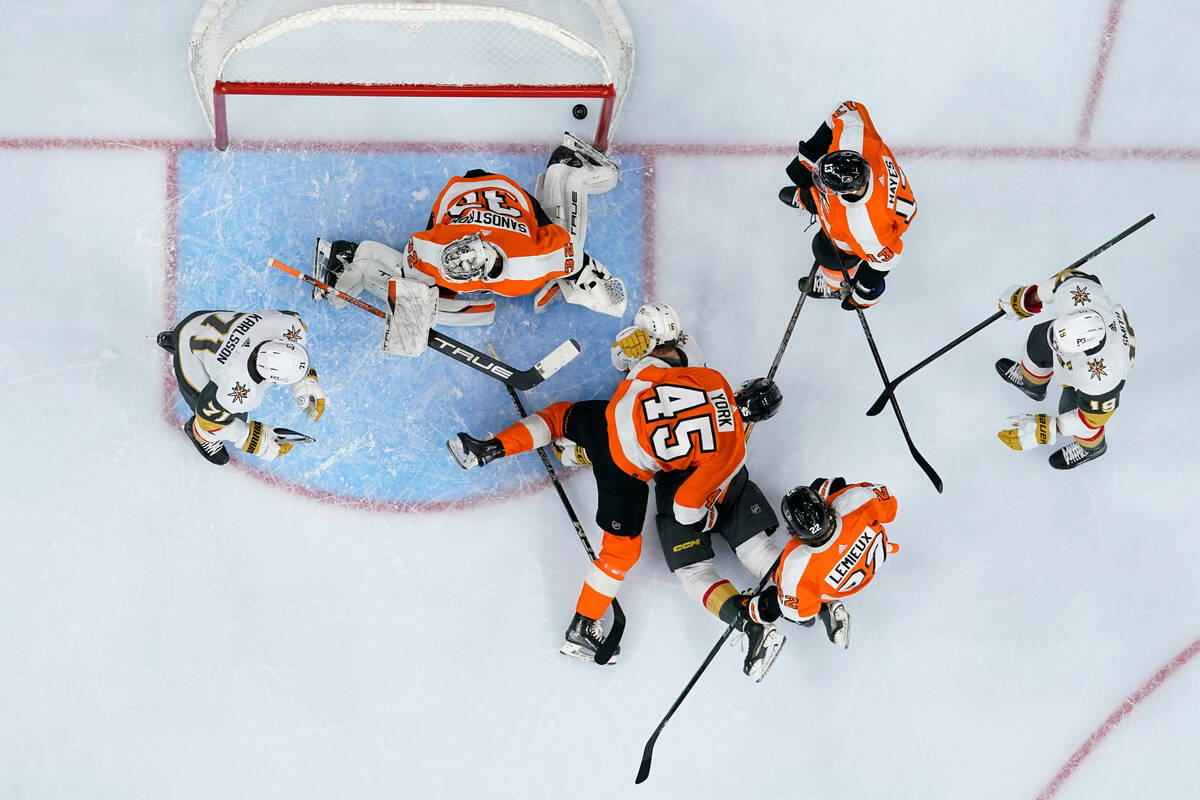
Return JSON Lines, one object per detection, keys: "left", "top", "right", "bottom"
{"left": 2, "top": 2, "right": 1198, "bottom": 799}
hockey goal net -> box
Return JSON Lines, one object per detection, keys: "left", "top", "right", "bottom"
{"left": 188, "top": 0, "right": 635, "bottom": 151}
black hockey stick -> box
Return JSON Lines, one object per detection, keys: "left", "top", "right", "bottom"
{"left": 268, "top": 257, "right": 580, "bottom": 390}
{"left": 486, "top": 343, "right": 625, "bottom": 665}
{"left": 635, "top": 559, "right": 779, "bottom": 784}
{"left": 745, "top": 260, "right": 822, "bottom": 441}
{"left": 837, "top": 258, "right": 943, "bottom": 493}
{"left": 273, "top": 427, "right": 315, "bottom": 445}
{"left": 863, "top": 213, "right": 1155, "bottom": 417}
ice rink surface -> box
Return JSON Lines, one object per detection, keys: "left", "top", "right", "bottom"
{"left": 2, "top": 1, "right": 1198, "bottom": 798}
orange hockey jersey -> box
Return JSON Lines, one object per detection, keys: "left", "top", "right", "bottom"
{"left": 404, "top": 172, "right": 576, "bottom": 296}
{"left": 773, "top": 480, "right": 899, "bottom": 621}
{"left": 606, "top": 358, "right": 746, "bottom": 526}
{"left": 803, "top": 101, "right": 917, "bottom": 272}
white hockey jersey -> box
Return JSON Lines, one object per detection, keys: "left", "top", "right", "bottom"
{"left": 175, "top": 310, "right": 310, "bottom": 426}
{"left": 1046, "top": 272, "right": 1135, "bottom": 399}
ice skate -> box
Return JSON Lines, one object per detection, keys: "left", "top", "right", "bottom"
{"left": 798, "top": 271, "right": 840, "bottom": 300}
{"left": 311, "top": 238, "right": 359, "bottom": 307}
{"left": 446, "top": 432, "right": 505, "bottom": 469}
{"left": 1049, "top": 438, "right": 1107, "bottom": 470}
{"left": 156, "top": 330, "right": 175, "bottom": 353}
{"left": 741, "top": 622, "right": 785, "bottom": 682}
{"left": 184, "top": 416, "right": 229, "bottom": 466}
{"left": 560, "top": 612, "right": 619, "bottom": 664}
{"left": 547, "top": 131, "right": 618, "bottom": 193}
{"left": 995, "top": 358, "right": 1048, "bottom": 401}
{"left": 821, "top": 600, "right": 850, "bottom": 648}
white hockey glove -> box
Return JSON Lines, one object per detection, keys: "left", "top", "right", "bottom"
{"left": 997, "top": 413, "right": 1057, "bottom": 451}
{"left": 238, "top": 420, "right": 293, "bottom": 461}
{"left": 290, "top": 369, "right": 325, "bottom": 422}
{"left": 999, "top": 284, "right": 1043, "bottom": 320}
{"left": 382, "top": 277, "right": 438, "bottom": 357}
{"left": 552, "top": 437, "right": 591, "bottom": 467}
{"left": 610, "top": 325, "right": 654, "bottom": 371}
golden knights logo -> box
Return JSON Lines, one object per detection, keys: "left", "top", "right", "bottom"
{"left": 283, "top": 325, "right": 303, "bottom": 342}
{"left": 1070, "top": 286, "right": 1092, "bottom": 306}
{"left": 227, "top": 382, "right": 250, "bottom": 403}
{"left": 1086, "top": 358, "right": 1107, "bottom": 381}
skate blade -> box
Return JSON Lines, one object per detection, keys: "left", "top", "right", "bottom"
{"left": 749, "top": 630, "right": 786, "bottom": 683}
{"left": 445, "top": 438, "right": 477, "bottom": 470}
{"left": 559, "top": 642, "right": 618, "bottom": 665}
{"left": 561, "top": 131, "right": 617, "bottom": 168}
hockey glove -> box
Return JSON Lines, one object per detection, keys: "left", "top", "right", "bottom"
{"left": 997, "top": 413, "right": 1057, "bottom": 451}
{"left": 610, "top": 325, "right": 653, "bottom": 372}
{"left": 999, "top": 284, "right": 1043, "bottom": 320}
{"left": 840, "top": 276, "right": 885, "bottom": 311}
{"left": 291, "top": 369, "right": 326, "bottom": 421}
{"left": 240, "top": 420, "right": 293, "bottom": 461}
{"left": 552, "top": 437, "right": 591, "bottom": 467}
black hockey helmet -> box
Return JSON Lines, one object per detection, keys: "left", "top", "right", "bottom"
{"left": 812, "top": 150, "right": 870, "bottom": 196}
{"left": 780, "top": 486, "right": 836, "bottom": 546}
{"left": 734, "top": 377, "right": 782, "bottom": 423}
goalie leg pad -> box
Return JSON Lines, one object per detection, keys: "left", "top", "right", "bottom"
{"left": 383, "top": 277, "right": 438, "bottom": 357}
{"left": 435, "top": 294, "right": 496, "bottom": 326}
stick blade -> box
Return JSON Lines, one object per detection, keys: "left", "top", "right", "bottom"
{"left": 508, "top": 338, "right": 581, "bottom": 390}
{"left": 594, "top": 600, "right": 625, "bottom": 665}
{"left": 865, "top": 389, "right": 891, "bottom": 417}
{"left": 635, "top": 746, "right": 655, "bottom": 784}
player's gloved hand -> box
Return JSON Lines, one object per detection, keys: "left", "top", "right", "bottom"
{"left": 291, "top": 369, "right": 326, "bottom": 421}
{"left": 840, "top": 276, "right": 885, "bottom": 311}
{"left": 552, "top": 437, "right": 591, "bottom": 467}
{"left": 693, "top": 504, "right": 718, "bottom": 533}
{"left": 997, "top": 413, "right": 1057, "bottom": 451}
{"left": 610, "top": 325, "right": 653, "bottom": 372}
{"left": 999, "top": 284, "right": 1043, "bottom": 320}
{"left": 747, "top": 587, "right": 783, "bottom": 624}
{"left": 240, "top": 420, "right": 294, "bottom": 461}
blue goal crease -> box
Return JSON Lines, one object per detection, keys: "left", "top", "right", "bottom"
{"left": 173, "top": 148, "right": 647, "bottom": 505}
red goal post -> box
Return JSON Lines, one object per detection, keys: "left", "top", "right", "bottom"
{"left": 188, "top": 1, "right": 636, "bottom": 152}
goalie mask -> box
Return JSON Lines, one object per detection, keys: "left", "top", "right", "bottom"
{"left": 254, "top": 340, "right": 309, "bottom": 385}
{"left": 734, "top": 377, "right": 783, "bottom": 423}
{"left": 1051, "top": 309, "right": 1106, "bottom": 355}
{"left": 780, "top": 486, "right": 836, "bottom": 547}
{"left": 812, "top": 150, "right": 870, "bottom": 196}
{"left": 441, "top": 233, "right": 500, "bottom": 281}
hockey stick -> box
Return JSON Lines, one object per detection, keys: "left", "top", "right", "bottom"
{"left": 635, "top": 558, "right": 780, "bottom": 784}
{"left": 486, "top": 343, "right": 625, "bottom": 666}
{"left": 745, "top": 260, "right": 823, "bottom": 441}
{"left": 267, "top": 257, "right": 580, "bottom": 390}
{"left": 864, "top": 213, "right": 1155, "bottom": 417}
{"left": 837, "top": 258, "right": 944, "bottom": 493}
{"left": 274, "top": 427, "right": 315, "bottom": 445}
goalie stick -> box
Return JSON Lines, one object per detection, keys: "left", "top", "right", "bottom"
{"left": 486, "top": 343, "right": 625, "bottom": 665}
{"left": 862, "top": 213, "right": 1156, "bottom": 417}
{"left": 267, "top": 257, "right": 580, "bottom": 390}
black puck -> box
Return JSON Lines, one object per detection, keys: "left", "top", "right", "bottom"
{"left": 572, "top": 103, "right": 588, "bottom": 120}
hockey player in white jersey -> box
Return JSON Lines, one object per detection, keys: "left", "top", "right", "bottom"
{"left": 157, "top": 310, "right": 326, "bottom": 465}
{"left": 310, "top": 133, "right": 625, "bottom": 357}
{"left": 995, "top": 270, "right": 1135, "bottom": 469}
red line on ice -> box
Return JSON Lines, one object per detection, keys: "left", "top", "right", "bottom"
{"left": 1076, "top": 0, "right": 1127, "bottom": 146}
{"left": 1036, "top": 637, "right": 1200, "bottom": 799}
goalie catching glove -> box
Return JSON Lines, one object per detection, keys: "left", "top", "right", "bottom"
{"left": 997, "top": 413, "right": 1057, "bottom": 451}
{"left": 290, "top": 368, "right": 325, "bottom": 421}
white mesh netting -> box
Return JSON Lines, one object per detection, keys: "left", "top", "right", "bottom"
{"left": 188, "top": 1, "right": 635, "bottom": 140}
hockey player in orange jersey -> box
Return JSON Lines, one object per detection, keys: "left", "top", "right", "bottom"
{"left": 740, "top": 478, "right": 900, "bottom": 649}
{"left": 446, "top": 302, "right": 786, "bottom": 678}
{"left": 310, "top": 133, "right": 627, "bottom": 356}
{"left": 778, "top": 100, "right": 917, "bottom": 310}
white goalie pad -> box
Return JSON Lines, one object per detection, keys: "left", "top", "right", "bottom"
{"left": 383, "top": 277, "right": 438, "bottom": 357}
{"left": 535, "top": 133, "right": 619, "bottom": 254}
{"left": 557, "top": 256, "right": 627, "bottom": 317}
{"left": 352, "top": 240, "right": 410, "bottom": 304}
{"left": 436, "top": 294, "right": 497, "bottom": 327}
